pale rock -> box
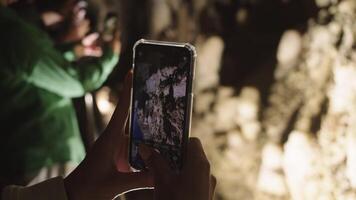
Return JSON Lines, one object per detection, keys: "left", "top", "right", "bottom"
{"left": 193, "top": 0, "right": 356, "bottom": 198}
{"left": 241, "top": 122, "right": 260, "bottom": 141}
{"left": 306, "top": 53, "right": 331, "bottom": 86}
{"left": 150, "top": 0, "right": 171, "bottom": 37}
{"left": 339, "top": 26, "right": 354, "bottom": 52}
{"left": 338, "top": 0, "right": 356, "bottom": 15}
{"left": 318, "top": 9, "right": 330, "bottom": 23}
{"left": 191, "top": 118, "right": 215, "bottom": 139}
{"left": 315, "top": 0, "right": 332, "bottom": 7}
{"left": 257, "top": 143, "right": 287, "bottom": 196}
{"left": 194, "top": 92, "right": 215, "bottom": 114}
{"left": 310, "top": 26, "right": 333, "bottom": 51}
{"left": 235, "top": 87, "right": 260, "bottom": 124}
{"left": 303, "top": 180, "right": 323, "bottom": 200}
{"left": 217, "top": 86, "right": 235, "bottom": 101}
{"left": 227, "top": 130, "right": 244, "bottom": 149}
{"left": 266, "top": 126, "right": 284, "bottom": 143}
{"left": 276, "top": 30, "right": 302, "bottom": 68}
{"left": 204, "top": 112, "right": 218, "bottom": 126}
{"left": 328, "top": 22, "right": 341, "bottom": 36}
{"left": 236, "top": 100, "right": 259, "bottom": 123}
{"left": 257, "top": 167, "right": 287, "bottom": 196}
{"left": 346, "top": 118, "right": 356, "bottom": 188}
{"left": 214, "top": 97, "right": 239, "bottom": 132}
{"left": 283, "top": 130, "right": 320, "bottom": 200}
{"left": 329, "top": 142, "right": 347, "bottom": 167}
{"left": 260, "top": 0, "right": 356, "bottom": 199}
{"left": 261, "top": 143, "right": 284, "bottom": 170}
{"left": 352, "top": 51, "right": 356, "bottom": 62}
{"left": 328, "top": 5, "right": 337, "bottom": 15}
{"left": 239, "top": 86, "right": 260, "bottom": 103}
{"left": 329, "top": 65, "right": 356, "bottom": 113}
{"left": 195, "top": 36, "right": 224, "bottom": 93}
{"left": 224, "top": 148, "right": 242, "bottom": 168}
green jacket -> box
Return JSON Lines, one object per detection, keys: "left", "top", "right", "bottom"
{"left": 0, "top": 7, "right": 118, "bottom": 181}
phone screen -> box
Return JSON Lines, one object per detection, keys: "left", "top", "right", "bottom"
{"left": 129, "top": 42, "right": 194, "bottom": 170}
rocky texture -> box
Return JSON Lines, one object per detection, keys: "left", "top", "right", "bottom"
{"left": 268, "top": 1, "right": 356, "bottom": 199}
{"left": 95, "top": 0, "right": 355, "bottom": 199}
{"left": 191, "top": 0, "right": 356, "bottom": 199}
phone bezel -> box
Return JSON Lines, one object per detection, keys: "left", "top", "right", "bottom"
{"left": 128, "top": 39, "right": 196, "bottom": 171}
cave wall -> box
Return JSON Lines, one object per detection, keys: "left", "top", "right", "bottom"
{"left": 96, "top": 0, "right": 356, "bottom": 199}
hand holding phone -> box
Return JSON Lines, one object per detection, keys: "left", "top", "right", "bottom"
{"left": 64, "top": 72, "right": 153, "bottom": 200}
{"left": 129, "top": 39, "right": 196, "bottom": 171}
{"left": 138, "top": 138, "right": 217, "bottom": 200}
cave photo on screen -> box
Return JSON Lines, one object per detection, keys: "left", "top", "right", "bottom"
{"left": 131, "top": 54, "right": 189, "bottom": 169}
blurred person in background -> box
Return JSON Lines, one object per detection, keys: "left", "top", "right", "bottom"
{"left": 0, "top": 0, "right": 120, "bottom": 190}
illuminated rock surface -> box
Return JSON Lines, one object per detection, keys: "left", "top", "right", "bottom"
{"left": 192, "top": 0, "right": 356, "bottom": 199}
{"left": 98, "top": 0, "right": 356, "bottom": 199}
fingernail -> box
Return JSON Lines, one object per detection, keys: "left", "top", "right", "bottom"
{"left": 138, "top": 144, "right": 153, "bottom": 162}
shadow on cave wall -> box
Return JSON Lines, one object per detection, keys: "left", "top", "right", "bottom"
{"left": 217, "top": 0, "right": 318, "bottom": 106}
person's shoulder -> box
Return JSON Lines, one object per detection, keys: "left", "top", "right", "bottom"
{"left": 0, "top": 7, "right": 44, "bottom": 46}
{"left": 0, "top": 6, "right": 26, "bottom": 32}
{"left": 0, "top": 7, "right": 51, "bottom": 71}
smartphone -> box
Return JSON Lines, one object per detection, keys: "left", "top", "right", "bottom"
{"left": 129, "top": 39, "right": 196, "bottom": 171}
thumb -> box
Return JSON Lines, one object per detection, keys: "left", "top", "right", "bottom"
{"left": 115, "top": 134, "right": 130, "bottom": 172}
{"left": 138, "top": 144, "right": 171, "bottom": 176}
{"left": 105, "top": 71, "right": 132, "bottom": 138}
